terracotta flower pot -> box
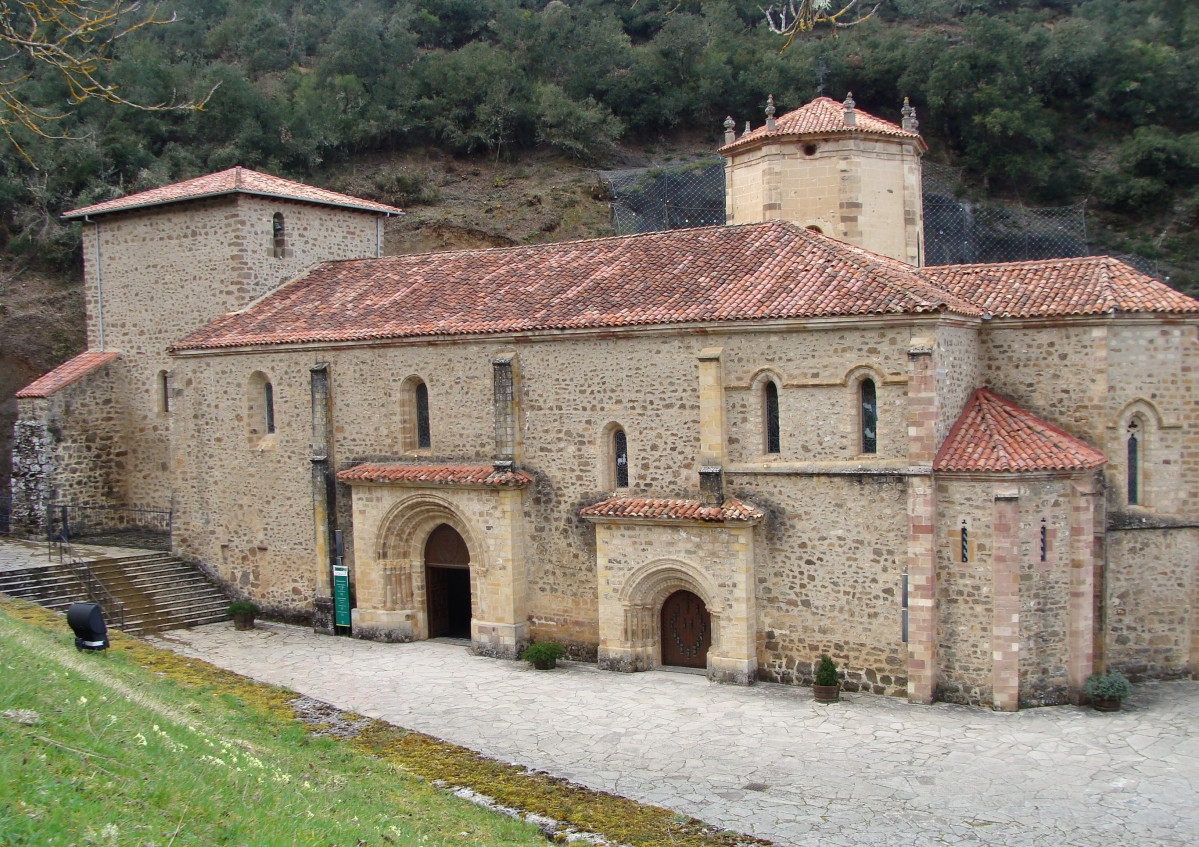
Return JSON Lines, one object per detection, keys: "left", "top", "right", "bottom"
{"left": 813, "top": 683, "right": 840, "bottom": 704}
{"left": 1091, "top": 697, "right": 1122, "bottom": 712}
{"left": 232, "top": 612, "right": 256, "bottom": 631}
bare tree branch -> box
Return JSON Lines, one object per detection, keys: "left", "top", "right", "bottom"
{"left": 760, "top": 1, "right": 880, "bottom": 51}
{"left": 0, "top": 1, "right": 217, "bottom": 162}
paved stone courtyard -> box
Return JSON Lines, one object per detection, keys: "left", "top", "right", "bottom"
{"left": 0, "top": 537, "right": 154, "bottom": 573}
{"left": 148, "top": 621, "right": 1199, "bottom": 847}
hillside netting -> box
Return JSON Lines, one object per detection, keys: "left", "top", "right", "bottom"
{"left": 599, "top": 159, "right": 1160, "bottom": 278}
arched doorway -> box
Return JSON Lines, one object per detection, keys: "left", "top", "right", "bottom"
{"left": 425, "top": 523, "right": 471, "bottom": 639}
{"left": 660, "top": 590, "right": 711, "bottom": 669}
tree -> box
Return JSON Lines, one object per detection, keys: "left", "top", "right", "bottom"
{"left": 0, "top": 1, "right": 212, "bottom": 159}
{"left": 760, "top": 0, "right": 881, "bottom": 50}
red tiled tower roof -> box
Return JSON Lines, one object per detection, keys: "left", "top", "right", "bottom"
{"left": 926, "top": 256, "right": 1199, "bottom": 317}
{"left": 336, "top": 464, "right": 531, "bottom": 487}
{"left": 580, "top": 496, "right": 763, "bottom": 523}
{"left": 719, "top": 96, "right": 925, "bottom": 155}
{"left": 15, "top": 351, "right": 119, "bottom": 398}
{"left": 172, "top": 221, "right": 979, "bottom": 351}
{"left": 935, "top": 389, "right": 1106, "bottom": 473}
{"left": 63, "top": 167, "right": 402, "bottom": 219}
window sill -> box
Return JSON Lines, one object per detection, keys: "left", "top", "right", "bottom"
{"left": 253, "top": 434, "right": 278, "bottom": 453}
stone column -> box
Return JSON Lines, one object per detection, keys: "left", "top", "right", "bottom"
{"left": 1068, "top": 476, "right": 1099, "bottom": 700}
{"left": 309, "top": 363, "right": 336, "bottom": 634}
{"left": 471, "top": 486, "right": 527, "bottom": 658}
{"left": 708, "top": 523, "right": 758, "bottom": 686}
{"left": 906, "top": 339, "right": 938, "bottom": 703}
{"left": 697, "top": 348, "right": 726, "bottom": 468}
{"left": 992, "top": 484, "right": 1021, "bottom": 711}
{"left": 492, "top": 353, "right": 520, "bottom": 464}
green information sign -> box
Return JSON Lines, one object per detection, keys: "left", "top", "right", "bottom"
{"left": 333, "top": 564, "right": 351, "bottom": 628}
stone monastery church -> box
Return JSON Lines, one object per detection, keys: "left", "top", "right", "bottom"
{"left": 11, "top": 95, "right": 1199, "bottom": 710}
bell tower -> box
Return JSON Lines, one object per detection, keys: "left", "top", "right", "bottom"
{"left": 719, "top": 94, "right": 927, "bottom": 266}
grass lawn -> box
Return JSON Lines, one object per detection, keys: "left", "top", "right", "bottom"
{"left": 0, "top": 600, "right": 547, "bottom": 847}
{"left": 0, "top": 598, "right": 767, "bottom": 847}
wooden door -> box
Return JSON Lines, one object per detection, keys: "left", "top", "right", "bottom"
{"left": 661, "top": 590, "right": 711, "bottom": 668}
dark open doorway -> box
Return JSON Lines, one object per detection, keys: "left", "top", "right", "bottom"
{"left": 425, "top": 523, "right": 471, "bottom": 639}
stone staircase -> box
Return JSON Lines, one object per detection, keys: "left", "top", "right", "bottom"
{"left": 0, "top": 552, "right": 229, "bottom": 635}
{"left": 0, "top": 563, "right": 90, "bottom": 615}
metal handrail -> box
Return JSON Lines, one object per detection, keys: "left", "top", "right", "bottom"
{"left": 47, "top": 502, "right": 172, "bottom": 553}
{"left": 61, "top": 552, "right": 126, "bottom": 632}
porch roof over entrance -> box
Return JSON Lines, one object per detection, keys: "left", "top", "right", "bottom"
{"left": 580, "top": 496, "right": 763, "bottom": 524}
{"left": 336, "top": 463, "right": 532, "bottom": 487}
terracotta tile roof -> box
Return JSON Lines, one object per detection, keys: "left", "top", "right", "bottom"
{"left": 15, "top": 351, "right": 119, "bottom": 398}
{"left": 336, "top": 464, "right": 532, "bottom": 487}
{"left": 173, "top": 221, "right": 980, "bottom": 351}
{"left": 719, "top": 96, "right": 923, "bottom": 154}
{"left": 579, "top": 496, "right": 763, "bottom": 523}
{"left": 935, "top": 389, "right": 1106, "bottom": 473}
{"left": 63, "top": 167, "right": 402, "bottom": 219}
{"left": 925, "top": 256, "right": 1199, "bottom": 317}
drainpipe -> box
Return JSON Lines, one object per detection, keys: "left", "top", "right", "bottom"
{"left": 85, "top": 215, "right": 104, "bottom": 350}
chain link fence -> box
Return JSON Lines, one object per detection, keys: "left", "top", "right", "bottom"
{"left": 599, "top": 159, "right": 1161, "bottom": 278}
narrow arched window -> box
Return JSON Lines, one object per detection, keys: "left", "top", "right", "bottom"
{"left": 272, "top": 212, "right": 286, "bottom": 258}
{"left": 1127, "top": 419, "right": 1140, "bottom": 505}
{"left": 860, "top": 378, "right": 877, "bottom": 454}
{"left": 415, "top": 381, "right": 431, "bottom": 449}
{"left": 960, "top": 521, "right": 969, "bottom": 563}
{"left": 613, "top": 428, "right": 629, "bottom": 488}
{"left": 158, "top": 369, "right": 170, "bottom": 414}
{"left": 264, "top": 382, "right": 275, "bottom": 434}
{"left": 1040, "top": 518, "right": 1048, "bottom": 563}
{"left": 764, "top": 381, "right": 780, "bottom": 455}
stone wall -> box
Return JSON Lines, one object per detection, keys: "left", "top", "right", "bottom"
{"left": 171, "top": 316, "right": 956, "bottom": 689}
{"left": 1105, "top": 525, "right": 1198, "bottom": 678}
{"left": 78, "top": 196, "right": 380, "bottom": 512}
{"left": 9, "top": 405, "right": 51, "bottom": 533}
{"left": 1103, "top": 322, "right": 1197, "bottom": 518}
{"left": 934, "top": 478, "right": 994, "bottom": 705}
{"left": 983, "top": 319, "right": 1199, "bottom": 522}
{"left": 1016, "top": 484, "right": 1072, "bottom": 707}
{"left": 721, "top": 322, "right": 924, "bottom": 465}
{"left": 933, "top": 322, "right": 982, "bottom": 446}
{"left": 730, "top": 472, "right": 909, "bottom": 696}
{"left": 10, "top": 361, "right": 124, "bottom": 533}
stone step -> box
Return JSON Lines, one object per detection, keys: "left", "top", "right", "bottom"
{"left": 2, "top": 553, "right": 229, "bottom": 635}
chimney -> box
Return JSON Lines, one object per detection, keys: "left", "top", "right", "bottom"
{"left": 699, "top": 467, "right": 724, "bottom": 506}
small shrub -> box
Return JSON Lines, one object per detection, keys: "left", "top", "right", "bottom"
{"left": 814, "top": 654, "right": 839, "bottom": 687}
{"left": 1082, "top": 670, "right": 1132, "bottom": 701}
{"left": 520, "top": 641, "right": 565, "bottom": 669}
{"left": 227, "top": 601, "right": 259, "bottom": 617}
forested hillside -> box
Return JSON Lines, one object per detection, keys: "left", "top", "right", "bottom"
{"left": 0, "top": 1, "right": 1196, "bottom": 456}
{"left": 0, "top": 0, "right": 1194, "bottom": 273}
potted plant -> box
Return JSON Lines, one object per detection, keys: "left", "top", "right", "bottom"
{"left": 520, "top": 641, "right": 565, "bottom": 670}
{"left": 228, "top": 600, "right": 259, "bottom": 631}
{"left": 812, "top": 654, "right": 840, "bottom": 703}
{"left": 1082, "top": 670, "right": 1132, "bottom": 711}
